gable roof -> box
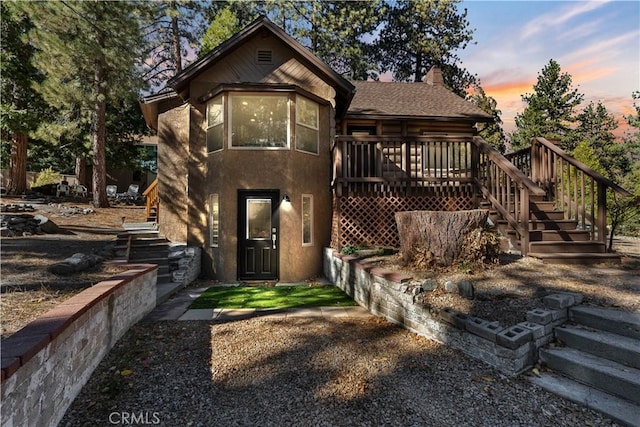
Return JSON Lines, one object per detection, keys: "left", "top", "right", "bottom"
{"left": 167, "top": 15, "right": 355, "bottom": 116}
{"left": 348, "top": 81, "right": 493, "bottom": 121}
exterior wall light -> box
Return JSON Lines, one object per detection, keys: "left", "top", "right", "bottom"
{"left": 282, "top": 194, "right": 291, "bottom": 203}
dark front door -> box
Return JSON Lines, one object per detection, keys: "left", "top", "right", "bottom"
{"left": 238, "top": 190, "right": 279, "bottom": 281}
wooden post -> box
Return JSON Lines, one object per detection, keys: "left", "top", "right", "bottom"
{"left": 597, "top": 182, "right": 607, "bottom": 243}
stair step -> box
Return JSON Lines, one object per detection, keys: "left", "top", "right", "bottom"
{"left": 530, "top": 210, "right": 566, "bottom": 221}
{"left": 157, "top": 273, "right": 173, "bottom": 284}
{"left": 530, "top": 200, "right": 556, "bottom": 211}
{"left": 527, "top": 252, "right": 621, "bottom": 265}
{"left": 528, "top": 241, "right": 606, "bottom": 253}
{"left": 555, "top": 324, "right": 640, "bottom": 368}
{"left": 539, "top": 347, "right": 640, "bottom": 404}
{"left": 130, "top": 252, "right": 169, "bottom": 261}
{"left": 123, "top": 222, "right": 158, "bottom": 231}
{"left": 570, "top": 306, "right": 640, "bottom": 340}
{"left": 528, "top": 219, "right": 578, "bottom": 230}
{"left": 527, "top": 230, "right": 591, "bottom": 242}
{"left": 128, "top": 256, "right": 170, "bottom": 265}
{"left": 529, "top": 371, "right": 640, "bottom": 427}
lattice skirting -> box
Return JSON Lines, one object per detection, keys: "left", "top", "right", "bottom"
{"left": 331, "top": 194, "right": 476, "bottom": 249}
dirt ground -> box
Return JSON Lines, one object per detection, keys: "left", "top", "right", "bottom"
{"left": 1, "top": 196, "right": 147, "bottom": 338}
{"left": 1, "top": 194, "right": 639, "bottom": 339}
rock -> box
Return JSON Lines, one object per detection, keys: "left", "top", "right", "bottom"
{"left": 34, "top": 214, "right": 60, "bottom": 234}
{"left": 420, "top": 279, "right": 438, "bottom": 292}
{"left": 444, "top": 281, "right": 458, "bottom": 293}
{"left": 457, "top": 280, "right": 474, "bottom": 299}
{"left": 48, "top": 253, "right": 103, "bottom": 275}
{"left": 1, "top": 227, "right": 15, "bottom": 237}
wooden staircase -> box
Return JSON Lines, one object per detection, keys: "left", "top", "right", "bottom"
{"left": 475, "top": 136, "right": 631, "bottom": 265}
{"left": 142, "top": 178, "right": 159, "bottom": 223}
{"left": 488, "top": 195, "right": 620, "bottom": 264}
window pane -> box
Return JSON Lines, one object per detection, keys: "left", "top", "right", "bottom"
{"left": 207, "top": 96, "right": 223, "bottom": 126}
{"left": 295, "top": 124, "right": 318, "bottom": 154}
{"left": 297, "top": 97, "right": 318, "bottom": 128}
{"left": 210, "top": 194, "right": 219, "bottom": 247}
{"left": 247, "top": 199, "right": 271, "bottom": 239}
{"left": 302, "top": 195, "right": 313, "bottom": 245}
{"left": 207, "top": 124, "right": 223, "bottom": 152}
{"left": 231, "top": 95, "right": 288, "bottom": 148}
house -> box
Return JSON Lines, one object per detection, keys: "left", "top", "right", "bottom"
{"left": 140, "top": 16, "right": 626, "bottom": 282}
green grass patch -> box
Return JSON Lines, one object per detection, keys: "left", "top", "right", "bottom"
{"left": 189, "top": 285, "right": 356, "bottom": 309}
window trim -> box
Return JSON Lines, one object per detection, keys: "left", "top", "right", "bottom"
{"left": 301, "top": 194, "right": 313, "bottom": 247}
{"left": 228, "top": 93, "right": 291, "bottom": 150}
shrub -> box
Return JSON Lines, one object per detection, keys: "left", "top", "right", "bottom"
{"left": 31, "top": 167, "right": 61, "bottom": 188}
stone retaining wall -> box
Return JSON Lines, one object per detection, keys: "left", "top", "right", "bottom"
{"left": 324, "top": 248, "right": 579, "bottom": 376}
{"left": 0, "top": 265, "right": 158, "bottom": 427}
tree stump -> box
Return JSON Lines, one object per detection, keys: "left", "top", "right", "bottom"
{"left": 395, "top": 210, "right": 490, "bottom": 267}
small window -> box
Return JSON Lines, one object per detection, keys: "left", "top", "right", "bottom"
{"left": 209, "top": 194, "right": 220, "bottom": 247}
{"left": 295, "top": 96, "right": 319, "bottom": 154}
{"left": 256, "top": 49, "right": 273, "bottom": 64}
{"left": 302, "top": 194, "right": 313, "bottom": 246}
{"left": 206, "top": 95, "right": 223, "bottom": 153}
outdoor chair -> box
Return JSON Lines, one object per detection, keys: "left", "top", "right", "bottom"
{"left": 56, "top": 181, "right": 70, "bottom": 197}
{"left": 106, "top": 185, "right": 118, "bottom": 199}
{"left": 72, "top": 184, "right": 88, "bottom": 198}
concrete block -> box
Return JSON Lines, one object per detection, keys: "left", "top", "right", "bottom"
{"left": 465, "top": 316, "right": 504, "bottom": 342}
{"left": 526, "top": 308, "right": 554, "bottom": 325}
{"left": 543, "top": 293, "right": 575, "bottom": 309}
{"left": 559, "top": 291, "right": 583, "bottom": 305}
{"left": 439, "top": 307, "right": 468, "bottom": 329}
{"left": 496, "top": 325, "right": 533, "bottom": 349}
{"left": 516, "top": 321, "right": 546, "bottom": 340}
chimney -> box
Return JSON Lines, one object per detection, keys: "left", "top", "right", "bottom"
{"left": 425, "top": 66, "right": 444, "bottom": 86}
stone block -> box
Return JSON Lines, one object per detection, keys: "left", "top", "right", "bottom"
{"left": 465, "top": 316, "right": 504, "bottom": 342}
{"left": 496, "top": 325, "right": 533, "bottom": 349}
{"left": 558, "top": 291, "right": 583, "bottom": 305}
{"left": 439, "top": 307, "right": 468, "bottom": 329}
{"left": 543, "top": 293, "right": 575, "bottom": 309}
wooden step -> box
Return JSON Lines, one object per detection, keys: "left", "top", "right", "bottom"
{"left": 528, "top": 240, "right": 606, "bottom": 253}
{"left": 526, "top": 252, "right": 621, "bottom": 264}
{"left": 529, "top": 210, "right": 565, "bottom": 221}
{"left": 530, "top": 200, "right": 556, "bottom": 211}
{"left": 528, "top": 219, "right": 578, "bottom": 231}
{"left": 527, "top": 230, "right": 591, "bottom": 242}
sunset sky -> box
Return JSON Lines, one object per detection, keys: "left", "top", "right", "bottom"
{"left": 458, "top": 0, "right": 639, "bottom": 137}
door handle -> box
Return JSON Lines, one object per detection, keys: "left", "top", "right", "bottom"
{"left": 271, "top": 227, "right": 277, "bottom": 249}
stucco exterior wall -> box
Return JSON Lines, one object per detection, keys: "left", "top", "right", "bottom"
{"left": 152, "top": 31, "right": 339, "bottom": 282}
{"left": 157, "top": 103, "right": 190, "bottom": 243}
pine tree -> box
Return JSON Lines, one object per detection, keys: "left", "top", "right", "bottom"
{"left": 467, "top": 85, "right": 506, "bottom": 153}
{"left": 511, "top": 59, "right": 583, "bottom": 151}
{"left": 375, "top": 0, "right": 476, "bottom": 94}
{"left": 139, "top": 0, "right": 206, "bottom": 87}
{"left": 201, "top": 7, "right": 241, "bottom": 55}
{"left": 0, "top": 3, "right": 50, "bottom": 194}
{"left": 20, "top": 1, "right": 144, "bottom": 207}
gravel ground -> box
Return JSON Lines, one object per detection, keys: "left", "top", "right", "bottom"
{"left": 60, "top": 316, "right": 618, "bottom": 427}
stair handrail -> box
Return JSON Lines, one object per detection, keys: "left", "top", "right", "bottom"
{"left": 472, "top": 136, "right": 546, "bottom": 255}
{"left": 142, "top": 178, "right": 159, "bottom": 222}
{"left": 530, "top": 137, "right": 631, "bottom": 243}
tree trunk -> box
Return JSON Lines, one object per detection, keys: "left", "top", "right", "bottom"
{"left": 8, "top": 133, "right": 28, "bottom": 194}
{"left": 91, "top": 55, "right": 109, "bottom": 208}
{"left": 395, "top": 210, "right": 490, "bottom": 266}
{"left": 75, "top": 156, "right": 88, "bottom": 187}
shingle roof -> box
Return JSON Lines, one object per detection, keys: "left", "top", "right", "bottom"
{"left": 348, "top": 81, "right": 492, "bottom": 121}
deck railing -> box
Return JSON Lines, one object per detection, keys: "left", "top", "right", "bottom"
{"left": 332, "top": 135, "right": 476, "bottom": 197}
{"left": 472, "top": 137, "right": 546, "bottom": 254}
{"left": 526, "top": 137, "right": 631, "bottom": 243}
{"left": 142, "top": 178, "right": 159, "bottom": 222}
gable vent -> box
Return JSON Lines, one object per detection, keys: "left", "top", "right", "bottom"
{"left": 256, "top": 49, "right": 273, "bottom": 64}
